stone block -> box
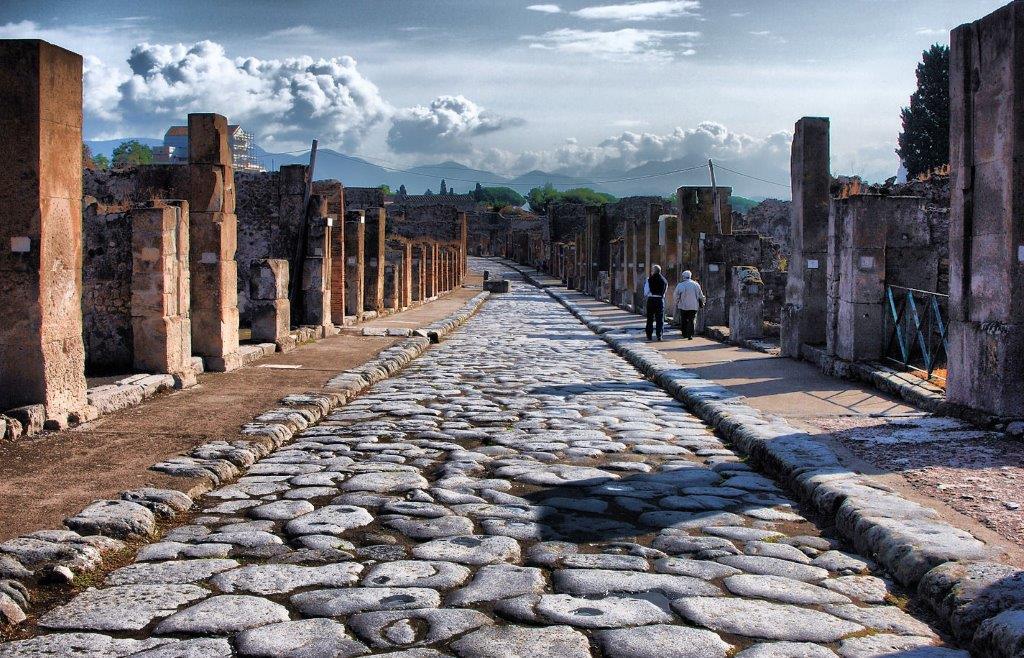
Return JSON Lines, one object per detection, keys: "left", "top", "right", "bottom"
{"left": 190, "top": 211, "right": 237, "bottom": 262}
{"left": 947, "top": 321, "right": 1024, "bottom": 419}
{"left": 203, "top": 352, "right": 244, "bottom": 373}
{"left": 729, "top": 266, "right": 764, "bottom": 343}
{"left": 835, "top": 300, "right": 883, "bottom": 362}
{"left": 188, "top": 113, "right": 231, "bottom": 166}
{"left": 483, "top": 279, "right": 510, "bottom": 293}
{"left": 250, "top": 259, "right": 289, "bottom": 301}
{"left": 6, "top": 404, "right": 45, "bottom": 435}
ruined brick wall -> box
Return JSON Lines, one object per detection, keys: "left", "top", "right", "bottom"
{"left": 735, "top": 199, "right": 792, "bottom": 258}
{"left": 761, "top": 270, "right": 787, "bottom": 325}
{"left": 882, "top": 197, "right": 950, "bottom": 295}
{"left": 467, "top": 211, "right": 510, "bottom": 255}
{"left": 400, "top": 194, "right": 480, "bottom": 212}
{"left": 236, "top": 171, "right": 284, "bottom": 324}
{"left": 345, "top": 187, "right": 387, "bottom": 210}
{"left": 82, "top": 200, "right": 133, "bottom": 374}
{"left": 549, "top": 203, "right": 588, "bottom": 244}
{"left": 388, "top": 204, "right": 462, "bottom": 242}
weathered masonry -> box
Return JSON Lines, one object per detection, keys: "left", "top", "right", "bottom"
{"left": 0, "top": 38, "right": 470, "bottom": 440}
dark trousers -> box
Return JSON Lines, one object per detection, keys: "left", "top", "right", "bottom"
{"left": 645, "top": 297, "right": 665, "bottom": 338}
{"left": 679, "top": 309, "right": 698, "bottom": 338}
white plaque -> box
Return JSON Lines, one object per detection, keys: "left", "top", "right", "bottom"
{"left": 708, "top": 263, "right": 720, "bottom": 272}
{"left": 201, "top": 252, "right": 218, "bottom": 264}
{"left": 10, "top": 237, "right": 30, "bottom": 253}
{"left": 858, "top": 255, "right": 875, "bottom": 269}
{"left": 699, "top": 232, "right": 707, "bottom": 239}
{"left": 806, "top": 259, "right": 819, "bottom": 269}
{"left": 347, "top": 256, "right": 356, "bottom": 265}
{"left": 369, "top": 258, "right": 378, "bottom": 266}
{"left": 1018, "top": 245, "right": 1024, "bottom": 262}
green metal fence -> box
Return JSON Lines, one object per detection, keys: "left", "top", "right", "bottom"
{"left": 884, "top": 284, "right": 949, "bottom": 381}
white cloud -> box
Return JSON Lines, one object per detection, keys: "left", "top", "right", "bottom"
{"left": 387, "top": 95, "right": 524, "bottom": 154}
{"left": 526, "top": 4, "right": 563, "bottom": 13}
{"left": 107, "top": 40, "right": 389, "bottom": 151}
{"left": 572, "top": 1, "right": 701, "bottom": 21}
{"left": 914, "top": 27, "right": 948, "bottom": 36}
{"left": 259, "top": 25, "right": 319, "bottom": 39}
{"left": 522, "top": 28, "right": 700, "bottom": 62}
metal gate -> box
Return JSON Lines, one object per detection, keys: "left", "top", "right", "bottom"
{"left": 883, "top": 284, "right": 949, "bottom": 381}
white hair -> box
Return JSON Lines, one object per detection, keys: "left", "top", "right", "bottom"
{"left": 651, "top": 264, "right": 661, "bottom": 273}
{"left": 681, "top": 270, "right": 692, "bottom": 279}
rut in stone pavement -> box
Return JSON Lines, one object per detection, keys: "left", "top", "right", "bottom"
{"left": 0, "top": 261, "right": 967, "bottom": 657}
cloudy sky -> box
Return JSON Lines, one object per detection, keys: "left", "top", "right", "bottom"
{"left": 0, "top": 0, "right": 1005, "bottom": 193}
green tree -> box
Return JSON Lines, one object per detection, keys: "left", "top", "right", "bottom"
{"left": 560, "top": 187, "right": 617, "bottom": 205}
{"left": 111, "top": 140, "right": 154, "bottom": 168}
{"left": 398, "top": 184, "right": 408, "bottom": 197}
{"left": 93, "top": 154, "right": 110, "bottom": 170}
{"left": 526, "top": 183, "right": 561, "bottom": 214}
{"left": 378, "top": 184, "right": 391, "bottom": 195}
{"left": 897, "top": 44, "right": 949, "bottom": 178}
{"left": 473, "top": 182, "right": 484, "bottom": 201}
{"left": 476, "top": 186, "right": 526, "bottom": 209}
{"left": 424, "top": 188, "right": 434, "bottom": 196}
{"left": 440, "top": 179, "right": 448, "bottom": 195}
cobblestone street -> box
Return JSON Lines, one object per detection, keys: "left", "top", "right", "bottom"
{"left": 0, "top": 263, "right": 968, "bottom": 657}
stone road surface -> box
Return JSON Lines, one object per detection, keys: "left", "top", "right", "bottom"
{"left": 0, "top": 262, "right": 968, "bottom": 657}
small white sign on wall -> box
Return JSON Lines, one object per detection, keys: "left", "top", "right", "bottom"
{"left": 10, "top": 237, "right": 30, "bottom": 253}
{"left": 1018, "top": 245, "right": 1024, "bottom": 263}
{"left": 806, "top": 259, "right": 819, "bottom": 269}
{"left": 347, "top": 256, "right": 357, "bottom": 265}
{"left": 708, "top": 263, "right": 720, "bottom": 272}
{"left": 201, "top": 252, "right": 217, "bottom": 264}
{"left": 858, "top": 255, "right": 875, "bottom": 270}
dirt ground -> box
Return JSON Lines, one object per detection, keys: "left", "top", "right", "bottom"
{"left": 0, "top": 285, "right": 482, "bottom": 542}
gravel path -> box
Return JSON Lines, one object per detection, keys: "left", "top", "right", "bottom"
{"left": 0, "top": 263, "right": 967, "bottom": 657}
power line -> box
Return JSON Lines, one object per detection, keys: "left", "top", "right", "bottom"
{"left": 713, "top": 164, "right": 789, "bottom": 188}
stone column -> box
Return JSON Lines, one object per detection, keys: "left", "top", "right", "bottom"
{"left": 328, "top": 200, "right": 346, "bottom": 326}
{"left": 729, "top": 266, "right": 764, "bottom": 343}
{"left": 0, "top": 40, "right": 88, "bottom": 425}
{"left": 250, "top": 258, "right": 293, "bottom": 351}
{"left": 363, "top": 207, "right": 386, "bottom": 314}
{"left": 383, "top": 251, "right": 399, "bottom": 312}
{"left": 458, "top": 211, "right": 468, "bottom": 282}
{"left": 425, "top": 242, "right": 437, "bottom": 298}
{"left": 411, "top": 244, "right": 424, "bottom": 303}
{"left": 301, "top": 201, "right": 331, "bottom": 331}
{"left": 947, "top": 3, "right": 1024, "bottom": 417}
{"left": 780, "top": 117, "right": 830, "bottom": 358}
{"left": 660, "top": 215, "right": 681, "bottom": 316}
{"left": 344, "top": 210, "right": 364, "bottom": 322}
{"left": 131, "top": 201, "right": 194, "bottom": 386}
{"left": 826, "top": 196, "right": 886, "bottom": 361}
{"left": 187, "top": 113, "right": 240, "bottom": 371}
{"left": 401, "top": 241, "right": 413, "bottom": 308}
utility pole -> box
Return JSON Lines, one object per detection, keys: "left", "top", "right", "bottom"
{"left": 708, "top": 158, "right": 723, "bottom": 234}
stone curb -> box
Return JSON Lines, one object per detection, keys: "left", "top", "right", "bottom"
{"left": 0, "top": 290, "right": 490, "bottom": 627}
{"left": 504, "top": 260, "right": 1024, "bottom": 654}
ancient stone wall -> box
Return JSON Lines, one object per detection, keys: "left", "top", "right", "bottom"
{"left": 735, "top": 199, "right": 792, "bottom": 258}
{"left": 82, "top": 201, "right": 134, "bottom": 374}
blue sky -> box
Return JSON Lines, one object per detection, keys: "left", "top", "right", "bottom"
{"left": 0, "top": 0, "right": 1006, "bottom": 191}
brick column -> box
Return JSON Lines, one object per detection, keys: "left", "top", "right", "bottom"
{"left": 187, "top": 113, "right": 240, "bottom": 371}
{"left": 678, "top": 186, "right": 732, "bottom": 273}
{"left": 344, "top": 210, "right": 364, "bottom": 322}
{"left": 250, "top": 258, "right": 293, "bottom": 351}
{"left": 780, "top": 117, "right": 830, "bottom": 358}
{"left": 383, "top": 253, "right": 399, "bottom": 312}
{"left": 947, "top": 3, "right": 1024, "bottom": 417}
{"left": 401, "top": 241, "right": 413, "bottom": 308}
{"left": 661, "top": 215, "right": 681, "bottom": 316}
{"left": 458, "top": 211, "right": 468, "bottom": 282}
{"left": 411, "top": 244, "right": 424, "bottom": 302}
{"left": 363, "top": 207, "right": 386, "bottom": 313}
{"left": 0, "top": 40, "right": 88, "bottom": 426}
{"left": 301, "top": 200, "right": 331, "bottom": 331}
{"left": 425, "top": 242, "right": 437, "bottom": 298}
{"left": 131, "top": 201, "right": 194, "bottom": 386}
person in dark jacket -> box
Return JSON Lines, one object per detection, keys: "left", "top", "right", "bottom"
{"left": 643, "top": 264, "right": 668, "bottom": 341}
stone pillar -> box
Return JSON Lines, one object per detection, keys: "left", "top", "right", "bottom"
{"left": 363, "top": 207, "right": 386, "bottom": 313}
{"left": 344, "top": 210, "right": 364, "bottom": 322}
{"left": 458, "top": 211, "right": 468, "bottom": 282}
{"left": 301, "top": 200, "right": 331, "bottom": 330}
{"left": 187, "top": 113, "right": 240, "bottom": 371}
{"left": 425, "top": 242, "right": 437, "bottom": 298}
{"left": 329, "top": 204, "right": 346, "bottom": 326}
{"left": 0, "top": 40, "right": 88, "bottom": 424}
{"left": 250, "top": 258, "right": 293, "bottom": 351}
{"left": 826, "top": 196, "right": 886, "bottom": 361}
{"left": 383, "top": 252, "right": 399, "bottom": 312}
{"left": 401, "top": 241, "right": 413, "bottom": 308}
{"left": 660, "top": 215, "right": 681, "bottom": 315}
{"left": 131, "top": 201, "right": 194, "bottom": 386}
{"left": 780, "top": 117, "right": 830, "bottom": 358}
{"left": 729, "top": 266, "right": 764, "bottom": 343}
{"left": 411, "top": 244, "right": 424, "bottom": 303}
{"left": 947, "top": 2, "right": 1024, "bottom": 417}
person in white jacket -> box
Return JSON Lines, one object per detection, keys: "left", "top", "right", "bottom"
{"left": 673, "top": 270, "right": 706, "bottom": 340}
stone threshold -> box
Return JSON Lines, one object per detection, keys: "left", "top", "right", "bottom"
{"left": 504, "top": 258, "right": 1024, "bottom": 654}
{"left": 0, "top": 291, "right": 490, "bottom": 628}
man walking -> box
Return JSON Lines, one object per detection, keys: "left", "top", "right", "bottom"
{"left": 673, "top": 270, "right": 706, "bottom": 340}
{"left": 643, "top": 264, "right": 668, "bottom": 341}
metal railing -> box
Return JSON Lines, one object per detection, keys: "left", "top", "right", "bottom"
{"left": 883, "top": 284, "right": 949, "bottom": 381}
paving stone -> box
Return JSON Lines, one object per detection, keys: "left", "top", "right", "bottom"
{"left": 411, "top": 535, "right": 521, "bottom": 565}
{"left": 211, "top": 563, "right": 363, "bottom": 595}
{"left": 0, "top": 633, "right": 172, "bottom": 657}
{"left": 821, "top": 575, "right": 890, "bottom": 602}
{"left": 293, "top": 586, "right": 439, "bottom": 616}
{"left": 446, "top": 564, "right": 545, "bottom": 605}
{"left": 63, "top": 500, "right": 157, "bottom": 539}
{"left": 561, "top": 554, "right": 648, "bottom": 570}
{"left": 235, "top": 618, "right": 368, "bottom": 658}
{"left": 822, "top": 604, "right": 938, "bottom": 637}
{"left": 384, "top": 515, "right": 475, "bottom": 539}
{"left": 554, "top": 568, "right": 722, "bottom": 598}
{"left": 595, "top": 624, "right": 733, "bottom": 658}
{"left": 341, "top": 471, "right": 429, "bottom": 493}
{"left": 106, "top": 559, "right": 239, "bottom": 585}
{"left": 743, "top": 541, "right": 813, "bottom": 564}
{"left": 534, "top": 593, "right": 674, "bottom": 628}
{"left": 724, "top": 574, "right": 851, "bottom": 604}
{"left": 249, "top": 500, "right": 316, "bottom": 520}
{"left": 672, "top": 597, "right": 864, "bottom": 641}
{"left": 283, "top": 505, "right": 374, "bottom": 535}
{"left": 451, "top": 624, "right": 591, "bottom": 658}
{"left": 348, "top": 608, "right": 493, "bottom": 648}
{"left": 652, "top": 557, "right": 742, "bottom": 580}
{"left": 735, "top": 642, "right": 839, "bottom": 657}
{"left": 39, "top": 584, "right": 208, "bottom": 631}
{"left": 128, "top": 638, "right": 234, "bottom": 657}
{"left": 836, "top": 634, "right": 949, "bottom": 658}
{"left": 717, "top": 555, "right": 830, "bottom": 582}
{"left": 154, "top": 595, "right": 290, "bottom": 634}
{"left": 361, "top": 560, "right": 471, "bottom": 589}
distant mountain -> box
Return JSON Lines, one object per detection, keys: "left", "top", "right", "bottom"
{"left": 86, "top": 138, "right": 789, "bottom": 199}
